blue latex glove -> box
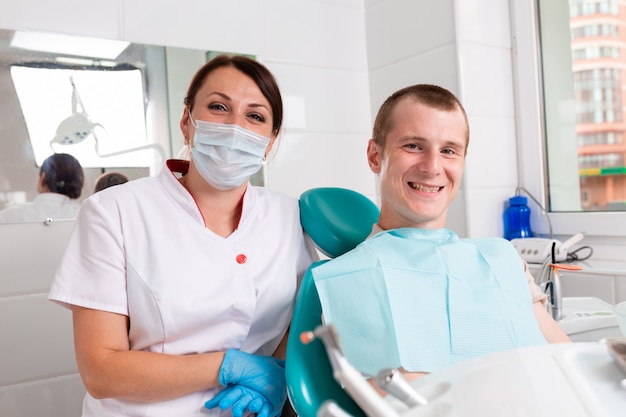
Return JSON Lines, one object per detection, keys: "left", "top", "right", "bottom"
{"left": 218, "top": 349, "right": 286, "bottom": 415}
{"left": 205, "top": 385, "right": 273, "bottom": 417}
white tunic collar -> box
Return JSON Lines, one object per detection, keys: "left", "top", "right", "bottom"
{"left": 157, "top": 159, "right": 257, "bottom": 228}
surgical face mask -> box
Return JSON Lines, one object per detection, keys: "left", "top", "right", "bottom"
{"left": 189, "top": 116, "right": 270, "bottom": 190}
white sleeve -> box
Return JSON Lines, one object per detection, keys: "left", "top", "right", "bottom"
{"left": 48, "top": 194, "right": 129, "bottom": 315}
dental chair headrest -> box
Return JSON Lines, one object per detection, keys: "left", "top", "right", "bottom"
{"left": 299, "top": 187, "right": 380, "bottom": 258}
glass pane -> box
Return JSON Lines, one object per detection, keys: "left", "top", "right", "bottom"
{"left": 538, "top": 0, "right": 626, "bottom": 212}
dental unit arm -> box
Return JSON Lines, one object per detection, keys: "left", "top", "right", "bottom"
{"left": 375, "top": 368, "right": 428, "bottom": 408}
{"left": 301, "top": 324, "right": 397, "bottom": 417}
{"left": 301, "top": 324, "right": 428, "bottom": 417}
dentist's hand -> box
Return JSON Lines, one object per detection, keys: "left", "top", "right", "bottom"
{"left": 205, "top": 385, "right": 272, "bottom": 417}
{"left": 218, "top": 349, "right": 286, "bottom": 415}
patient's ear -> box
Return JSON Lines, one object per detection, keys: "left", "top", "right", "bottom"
{"left": 367, "top": 139, "right": 382, "bottom": 174}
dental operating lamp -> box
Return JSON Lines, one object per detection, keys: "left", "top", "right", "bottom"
{"left": 50, "top": 76, "right": 165, "bottom": 163}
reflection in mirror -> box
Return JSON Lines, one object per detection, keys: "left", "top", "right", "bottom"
{"left": 0, "top": 29, "right": 212, "bottom": 223}
{"left": 15, "top": 65, "right": 157, "bottom": 166}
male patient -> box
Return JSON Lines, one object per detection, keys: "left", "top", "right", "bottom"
{"left": 312, "top": 84, "right": 570, "bottom": 383}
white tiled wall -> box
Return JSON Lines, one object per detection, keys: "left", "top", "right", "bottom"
{"left": 559, "top": 272, "right": 619, "bottom": 304}
{"left": 454, "top": 0, "right": 520, "bottom": 239}
{"left": 367, "top": 45, "right": 461, "bottom": 115}
{"left": 264, "top": 0, "right": 367, "bottom": 69}
{"left": 364, "top": 0, "right": 457, "bottom": 71}
{"left": 265, "top": 61, "right": 374, "bottom": 201}
{"left": 0, "top": 220, "right": 85, "bottom": 416}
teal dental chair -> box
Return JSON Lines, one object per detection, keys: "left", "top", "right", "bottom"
{"left": 286, "top": 187, "right": 380, "bottom": 417}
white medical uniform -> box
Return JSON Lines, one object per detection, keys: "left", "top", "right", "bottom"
{"left": 0, "top": 193, "right": 81, "bottom": 223}
{"left": 48, "top": 160, "right": 314, "bottom": 417}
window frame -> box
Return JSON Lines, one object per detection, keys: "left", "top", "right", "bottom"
{"left": 511, "top": 0, "right": 626, "bottom": 237}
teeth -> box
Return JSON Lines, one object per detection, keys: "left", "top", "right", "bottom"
{"left": 409, "top": 183, "right": 441, "bottom": 193}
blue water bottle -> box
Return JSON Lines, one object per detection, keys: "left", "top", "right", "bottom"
{"left": 503, "top": 196, "right": 533, "bottom": 240}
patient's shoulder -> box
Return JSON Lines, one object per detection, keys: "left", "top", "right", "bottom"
{"left": 463, "top": 236, "right": 517, "bottom": 253}
{"left": 311, "top": 244, "right": 377, "bottom": 277}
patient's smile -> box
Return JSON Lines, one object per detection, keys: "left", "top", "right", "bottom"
{"left": 408, "top": 182, "right": 442, "bottom": 193}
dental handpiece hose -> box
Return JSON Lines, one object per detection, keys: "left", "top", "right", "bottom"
{"left": 329, "top": 349, "right": 399, "bottom": 417}
{"left": 302, "top": 326, "right": 399, "bottom": 417}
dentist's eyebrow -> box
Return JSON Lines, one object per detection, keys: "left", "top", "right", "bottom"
{"left": 248, "top": 103, "right": 270, "bottom": 112}
{"left": 208, "top": 92, "right": 269, "bottom": 111}
{"left": 204, "top": 91, "right": 231, "bottom": 101}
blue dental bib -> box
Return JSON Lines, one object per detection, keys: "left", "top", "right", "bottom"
{"left": 312, "top": 228, "right": 547, "bottom": 376}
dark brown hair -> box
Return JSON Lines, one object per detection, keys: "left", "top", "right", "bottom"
{"left": 93, "top": 171, "right": 129, "bottom": 193}
{"left": 183, "top": 54, "right": 283, "bottom": 135}
{"left": 40, "top": 153, "right": 84, "bottom": 199}
{"left": 372, "top": 84, "right": 469, "bottom": 151}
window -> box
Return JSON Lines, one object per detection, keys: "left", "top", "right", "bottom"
{"left": 571, "top": 23, "right": 618, "bottom": 38}
{"left": 511, "top": 0, "right": 626, "bottom": 236}
{"left": 570, "top": 0, "right": 619, "bottom": 16}
{"left": 539, "top": 0, "right": 626, "bottom": 213}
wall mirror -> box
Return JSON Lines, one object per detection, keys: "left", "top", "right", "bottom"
{"left": 0, "top": 28, "right": 213, "bottom": 223}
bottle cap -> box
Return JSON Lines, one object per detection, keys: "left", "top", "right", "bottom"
{"left": 509, "top": 195, "right": 527, "bottom": 205}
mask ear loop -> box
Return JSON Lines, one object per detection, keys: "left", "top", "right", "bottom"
{"left": 264, "top": 129, "right": 281, "bottom": 164}
{"left": 185, "top": 107, "right": 197, "bottom": 146}
{"left": 187, "top": 107, "right": 198, "bottom": 128}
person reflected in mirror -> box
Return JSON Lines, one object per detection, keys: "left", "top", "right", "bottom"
{"left": 92, "top": 171, "right": 129, "bottom": 194}
{"left": 311, "top": 84, "right": 570, "bottom": 391}
{"left": 0, "top": 152, "right": 84, "bottom": 223}
{"left": 48, "top": 55, "right": 314, "bottom": 417}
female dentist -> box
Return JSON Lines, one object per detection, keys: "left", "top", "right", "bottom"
{"left": 49, "top": 55, "right": 314, "bottom": 417}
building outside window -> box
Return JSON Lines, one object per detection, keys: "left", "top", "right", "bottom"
{"left": 535, "top": 0, "right": 626, "bottom": 213}
{"left": 563, "top": 0, "right": 626, "bottom": 211}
